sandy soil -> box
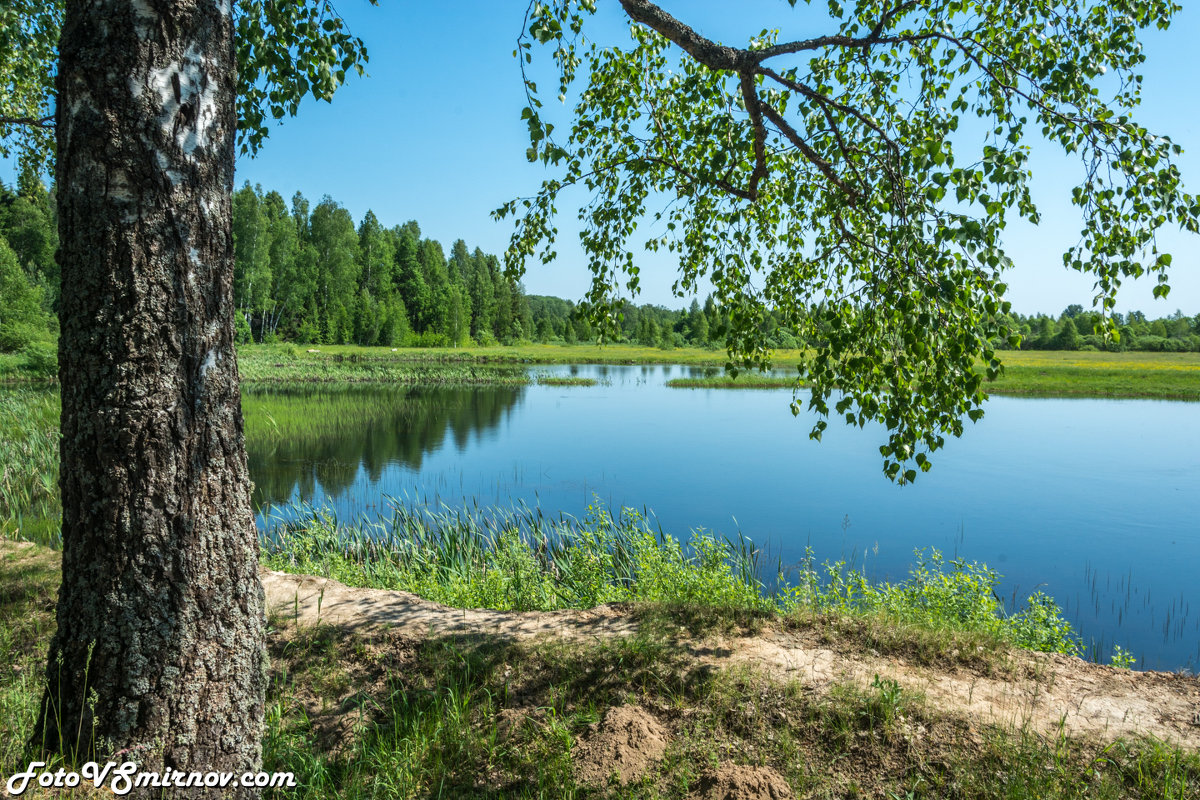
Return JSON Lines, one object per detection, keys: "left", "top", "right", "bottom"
{"left": 262, "top": 568, "right": 1200, "bottom": 750}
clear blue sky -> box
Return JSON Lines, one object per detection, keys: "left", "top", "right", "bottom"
{"left": 232, "top": 1, "right": 1200, "bottom": 317}
{"left": 11, "top": 2, "right": 1200, "bottom": 316}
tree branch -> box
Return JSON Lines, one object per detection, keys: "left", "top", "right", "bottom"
{"left": 738, "top": 71, "right": 769, "bottom": 200}
{"left": 0, "top": 114, "right": 56, "bottom": 129}
{"left": 617, "top": 0, "right": 749, "bottom": 71}
{"left": 759, "top": 103, "right": 859, "bottom": 202}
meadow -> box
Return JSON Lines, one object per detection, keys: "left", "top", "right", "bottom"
{"left": 240, "top": 345, "right": 1200, "bottom": 399}
{"left": 5, "top": 343, "right": 1199, "bottom": 399}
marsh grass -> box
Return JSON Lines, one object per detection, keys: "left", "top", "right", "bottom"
{"left": 260, "top": 501, "right": 764, "bottom": 613}
{"left": 238, "top": 349, "right": 532, "bottom": 385}
{"left": 667, "top": 374, "right": 799, "bottom": 389}
{"left": 4, "top": 341, "right": 1198, "bottom": 398}
{"left": 533, "top": 373, "right": 598, "bottom": 387}
{"left": 0, "top": 389, "right": 60, "bottom": 547}
{"left": 261, "top": 501, "right": 1083, "bottom": 659}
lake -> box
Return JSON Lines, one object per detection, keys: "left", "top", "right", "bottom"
{"left": 243, "top": 364, "right": 1200, "bottom": 672}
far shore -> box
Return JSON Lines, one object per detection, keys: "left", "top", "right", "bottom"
{"left": 3, "top": 343, "right": 1199, "bottom": 400}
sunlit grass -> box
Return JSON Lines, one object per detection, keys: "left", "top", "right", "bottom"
{"left": 989, "top": 350, "right": 1200, "bottom": 399}
{"left": 0, "top": 389, "right": 60, "bottom": 547}
{"left": 4, "top": 541, "right": 1195, "bottom": 800}
{"left": 260, "top": 499, "right": 1084, "bottom": 658}
{"left": 240, "top": 344, "right": 1200, "bottom": 398}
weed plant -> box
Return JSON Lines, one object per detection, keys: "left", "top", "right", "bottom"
{"left": 780, "top": 547, "right": 1083, "bottom": 655}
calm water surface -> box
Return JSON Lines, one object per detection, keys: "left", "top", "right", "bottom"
{"left": 245, "top": 365, "right": 1200, "bottom": 671}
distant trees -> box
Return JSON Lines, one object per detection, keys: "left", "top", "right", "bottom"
{"left": 998, "top": 306, "right": 1200, "bottom": 353}
{"left": 229, "top": 183, "right": 531, "bottom": 346}
{"left": 5, "top": 174, "right": 1200, "bottom": 356}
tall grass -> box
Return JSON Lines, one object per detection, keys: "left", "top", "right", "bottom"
{"left": 260, "top": 500, "right": 764, "bottom": 613}
{"left": 261, "top": 499, "right": 1084, "bottom": 656}
{"left": 0, "top": 389, "right": 60, "bottom": 546}
{"left": 237, "top": 347, "right": 532, "bottom": 385}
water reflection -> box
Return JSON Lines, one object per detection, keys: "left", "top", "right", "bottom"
{"left": 243, "top": 384, "right": 525, "bottom": 507}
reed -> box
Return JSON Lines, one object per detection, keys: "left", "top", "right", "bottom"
{"left": 533, "top": 374, "right": 598, "bottom": 386}
{"left": 261, "top": 498, "right": 1084, "bottom": 656}
{"left": 260, "top": 500, "right": 764, "bottom": 613}
{"left": 667, "top": 374, "right": 798, "bottom": 389}
{"left": 0, "top": 389, "right": 60, "bottom": 547}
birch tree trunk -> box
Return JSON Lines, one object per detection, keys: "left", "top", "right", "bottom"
{"left": 36, "top": 0, "right": 266, "bottom": 785}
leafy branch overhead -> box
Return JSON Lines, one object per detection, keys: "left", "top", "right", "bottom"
{"left": 0, "top": 0, "right": 372, "bottom": 164}
{"left": 498, "top": 0, "right": 1199, "bottom": 482}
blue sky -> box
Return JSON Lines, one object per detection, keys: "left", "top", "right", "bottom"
{"left": 232, "top": 1, "right": 1200, "bottom": 317}
{"left": 9, "top": 2, "right": 1200, "bottom": 316}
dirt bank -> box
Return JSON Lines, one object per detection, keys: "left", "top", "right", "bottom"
{"left": 262, "top": 567, "right": 1200, "bottom": 750}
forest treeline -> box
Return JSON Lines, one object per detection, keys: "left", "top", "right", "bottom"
{"left": 2, "top": 176, "right": 1200, "bottom": 358}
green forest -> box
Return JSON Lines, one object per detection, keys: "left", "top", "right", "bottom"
{"left": 3, "top": 176, "right": 1200, "bottom": 361}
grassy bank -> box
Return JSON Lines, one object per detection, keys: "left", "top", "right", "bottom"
{"left": 668, "top": 374, "right": 802, "bottom": 389}
{"left": 237, "top": 346, "right": 532, "bottom": 384}
{"left": 244, "top": 346, "right": 1200, "bottom": 399}
{"left": 667, "top": 350, "right": 1200, "bottom": 399}
{"left": 984, "top": 351, "right": 1200, "bottom": 399}
{"left": 5, "top": 343, "right": 1200, "bottom": 399}
{"left": 4, "top": 541, "right": 1196, "bottom": 799}
{"left": 261, "top": 501, "right": 1085, "bottom": 659}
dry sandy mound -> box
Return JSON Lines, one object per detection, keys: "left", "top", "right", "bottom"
{"left": 572, "top": 705, "right": 669, "bottom": 787}
{"left": 262, "top": 568, "right": 639, "bottom": 640}
{"left": 691, "top": 765, "right": 794, "bottom": 800}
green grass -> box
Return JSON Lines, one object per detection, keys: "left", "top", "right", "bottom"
{"left": 534, "top": 373, "right": 599, "bottom": 387}
{"left": 261, "top": 502, "right": 764, "bottom": 614}
{"left": 256, "top": 623, "right": 1200, "bottom": 799}
{"left": 669, "top": 351, "right": 1200, "bottom": 399}
{"left": 237, "top": 345, "right": 532, "bottom": 385}
{"left": 0, "top": 543, "right": 60, "bottom": 769}
{"left": 247, "top": 344, "right": 1200, "bottom": 399}
{"left": 5, "top": 341, "right": 1200, "bottom": 399}
{"left": 984, "top": 350, "right": 1200, "bottom": 399}
{"left": 0, "top": 389, "right": 60, "bottom": 547}
{"left": 260, "top": 501, "right": 1084, "bottom": 659}
{"left": 4, "top": 540, "right": 1196, "bottom": 799}
{"left": 667, "top": 374, "right": 799, "bottom": 389}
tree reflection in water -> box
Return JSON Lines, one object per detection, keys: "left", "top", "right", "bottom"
{"left": 243, "top": 384, "right": 525, "bottom": 508}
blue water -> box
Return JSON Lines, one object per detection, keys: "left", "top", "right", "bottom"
{"left": 246, "top": 365, "right": 1200, "bottom": 671}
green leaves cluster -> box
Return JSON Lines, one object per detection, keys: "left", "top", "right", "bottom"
{"left": 781, "top": 547, "right": 1082, "bottom": 656}
{"left": 501, "top": 0, "right": 1197, "bottom": 481}
{"left": 0, "top": 180, "right": 57, "bottom": 354}
{"left": 0, "top": 0, "right": 59, "bottom": 175}
{"left": 235, "top": 0, "right": 373, "bottom": 155}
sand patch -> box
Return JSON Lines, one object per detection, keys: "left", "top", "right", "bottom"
{"left": 572, "top": 705, "right": 669, "bottom": 786}
{"left": 690, "top": 764, "right": 794, "bottom": 800}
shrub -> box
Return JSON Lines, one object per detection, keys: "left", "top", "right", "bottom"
{"left": 0, "top": 322, "right": 40, "bottom": 354}
{"left": 234, "top": 311, "right": 252, "bottom": 344}
{"left": 21, "top": 342, "right": 57, "bottom": 378}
